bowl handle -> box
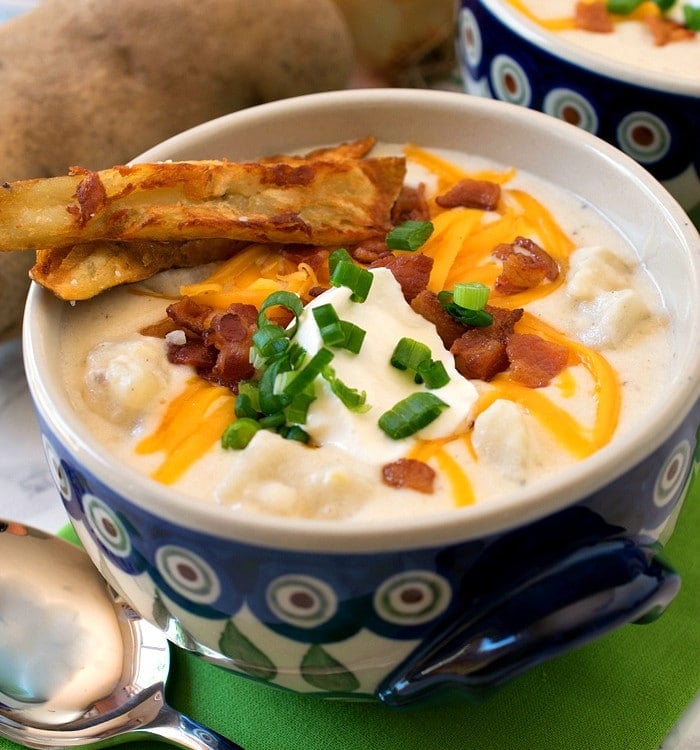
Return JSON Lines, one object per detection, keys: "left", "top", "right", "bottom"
{"left": 377, "top": 538, "right": 679, "bottom": 707}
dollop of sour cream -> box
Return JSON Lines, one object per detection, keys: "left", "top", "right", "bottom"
{"left": 296, "top": 267, "right": 478, "bottom": 462}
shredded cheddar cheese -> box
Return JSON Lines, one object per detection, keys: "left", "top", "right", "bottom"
{"left": 136, "top": 377, "right": 235, "bottom": 484}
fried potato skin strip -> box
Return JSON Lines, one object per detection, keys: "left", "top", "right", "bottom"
{"left": 0, "top": 156, "right": 406, "bottom": 251}
{"left": 30, "top": 238, "right": 248, "bottom": 300}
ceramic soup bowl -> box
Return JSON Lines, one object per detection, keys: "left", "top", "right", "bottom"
{"left": 23, "top": 89, "right": 700, "bottom": 706}
{"left": 457, "top": 0, "right": 700, "bottom": 225}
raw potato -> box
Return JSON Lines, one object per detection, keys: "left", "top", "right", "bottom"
{"left": 0, "top": 0, "right": 354, "bottom": 339}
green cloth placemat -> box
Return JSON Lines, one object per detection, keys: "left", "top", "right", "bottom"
{"left": 6, "top": 478, "right": 699, "bottom": 750}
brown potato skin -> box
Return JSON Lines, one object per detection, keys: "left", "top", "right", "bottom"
{"left": 0, "top": 0, "right": 354, "bottom": 337}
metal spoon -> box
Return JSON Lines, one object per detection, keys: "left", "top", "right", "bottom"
{"left": 0, "top": 520, "right": 245, "bottom": 750}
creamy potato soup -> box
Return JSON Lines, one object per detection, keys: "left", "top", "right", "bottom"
{"left": 60, "top": 144, "right": 670, "bottom": 521}
{"left": 505, "top": 0, "right": 700, "bottom": 84}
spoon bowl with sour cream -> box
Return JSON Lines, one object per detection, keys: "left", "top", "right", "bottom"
{"left": 0, "top": 520, "right": 244, "bottom": 750}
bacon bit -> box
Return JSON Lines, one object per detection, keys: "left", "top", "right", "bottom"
{"left": 574, "top": 1, "right": 613, "bottom": 32}
{"left": 168, "top": 341, "right": 218, "bottom": 370}
{"left": 645, "top": 15, "right": 696, "bottom": 46}
{"left": 350, "top": 237, "right": 391, "bottom": 264}
{"left": 492, "top": 236, "right": 559, "bottom": 295}
{"left": 506, "top": 333, "right": 569, "bottom": 388}
{"left": 485, "top": 305, "right": 524, "bottom": 340}
{"left": 369, "top": 251, "right": 433, "bottom": 302}
{"left": 165, "top": 299, "right": 258, "bottom": 390}
{"left": 410, "top": 289, "right": 467, "bottom": 348}
{"left": 166, "top": 296, "right": 212, "bottom": 337}
{"left": 382, "top": 458, "right": 436, "bottom": 494}
{"left": 391, "top": 183, "right": 431, "bottom": 224}
{"left": 435, "top": 178, "right": 501, "bottom": 211}
{"left": 451, "top": 330, "right": 509, "bottom": 381}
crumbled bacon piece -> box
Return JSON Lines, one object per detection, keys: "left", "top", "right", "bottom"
{"left": 165, "top": 299, "right": 258, "bottom": 390}
{"left": 451, "top": 330, "right": 509, "bottom": 381}
{"left": 574, "top": 1, "right": 613, "bottom": 32}
{"left": 166, "top": 296, "right": 212, "bottom": 337}
{"left": 645, "top": 15, "right": 695, "bottom": 46}
{"left": 435, "top": 178, "right": 501, "bottom": 211}
{"left": 410, "top": 289, "right": 467, "bottom": 348}
{"left": 492, "top": 236, "right": 559, "bottom": 294}
{"left": 484, "top": 305, "right": 524, "bottom": 340}
{"left": 168, "top": 341, "right": 218, "bottom": 371}
{"left": 447, "top": 304, "right": 523, "bottom": 381}
{"left": 382, "top": 458, "right": 436, "bottom": 494}
{"left": 369, "top": 251, "right": 433, "bottom": 302}
{"left": 391, "top": 183, "right": 431, "bottom": 224}
{"left": 506, "top": 333, "right": 569, "bottom": 388}
{"left": 350, "top": 237, "right": 391, "bottom": 264}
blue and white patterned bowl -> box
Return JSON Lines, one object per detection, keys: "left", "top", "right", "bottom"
{"left": 456, "top": 0, "right": 700, "bottom": 225}
{"left": 23, "top": 89, "right": 700, "bottom": 706}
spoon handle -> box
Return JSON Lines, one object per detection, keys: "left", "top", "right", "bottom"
{"left": 126, "top": 700, "right": 246, "bottom": 750}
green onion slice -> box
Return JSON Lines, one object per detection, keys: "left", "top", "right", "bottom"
{"left": 390, "top": 337, "right": 431, "bottom": 372}
{"left": 416, "top": 359, "right": 450, "bottom": 389}
{"left": 321, "top": 365, "right": 370, "bottom": 413}
{"left": 453, "top": 281, "right": 490, "bottom": 311}
{"left": 221, "top": 418, "right": 260, "bottom": 450}
{"left": 283, "top": 348, "right": 334, "bottom": 397}
{"left": 386, "top": 220, "right": 434, "bottom": 251}
{"left": 312, "top": 304, "right": 346, "bottom": 347}
{"left": 257, "top": 290, "right": 304, "bottom": 334}
{"left": 606, "top": 0, "right": 644, "bottom": 12}
{"left": 330, "top": 259, "right": 374, "bottom": 302}
{"left": 378, "top": 392, "right": 449, "bottom": 440}
{"left": 280, "top": 425, "right": 311, "bottom": 444}
{"left": 329, "top": 248, "right": 353, "bottom": 276}
{"left": 438, "top": 290, "right": 494, "bottom": 327}
{"left": 252, "top": 324, "right": 289, "bottom": 359}
{"left": 684, "top": 4, "right": 700, "bottom": 29}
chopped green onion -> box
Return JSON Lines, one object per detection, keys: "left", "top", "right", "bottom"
{"left": 311, "top": 304, "right": 366, "bottom": 353}
{"left": 257, "top": 290, "right": 304, "bottom": 334}
{"left": 280, "top": 425, "right": 311, "bottom": 444}
{"left": 453, "top": 281, "right": 490, "bottom": 311}
{"left": 258, "top": 358, "right": 292, "bottom": 414}
{"left": 258, "top": 412, "right": 286, "bottom": 430}
{"left": 252, "top": 324, "right": 289, "bottom": 359}
{"left": 284, "top": 390, "right": 316, "bottom": 425}
{"left": 378, "top": 392, "right": 449, "bottom": 440}
{"left": 390, "top": 337, "right": 431, "bottom": 372}
{"left": 283, "top": 348, "right": 334, "bottom": 397}
{"left": 330, "top": 259, "right": 373, "bottom": 302}
{"left": 654, "top": 0, "right": 675, "bottom": 11}
{"left": 416, "top": 359, "right": 450, "bottom": 389}
{"left": 235, "top": 391, "right": 259, "bottom": 420}
{"left": 386, "top": 220, "right": 434, "bottom": 251}
{"left": 312, "top": 304, "right": 346, "bottom": 347}
{"left": 221, "top": 418, "right": 260, "bottom": 450}
{"left": 606, "top": 0, "right": 644, "bottom": 12}
{"left": 339, "top": 321, "right": 366, "bottom": 354}
{"left": 329, "top": 248, "right": 353, "bottom": 276}
{"left": 390, "top": 337, "right": 451, "bottom": 389}
{"left": 684, "top": 4, "right": 700, "bottom": 29}
{"left": 321, "top": 365, "right": 370, "bottom": 412}
{"left": 438, "top": 290, "right": 494, "bottom": 327}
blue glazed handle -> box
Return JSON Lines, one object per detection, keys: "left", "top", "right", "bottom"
{"left": 377, "top": 539, "right": 679, "bottom": 707}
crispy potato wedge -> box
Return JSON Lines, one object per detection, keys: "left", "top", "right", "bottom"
{"left": 29, "top": 238, "right": 251, "bottom": 301}
{"left": 0, "top": 155, "right": 406, "bottom": 251}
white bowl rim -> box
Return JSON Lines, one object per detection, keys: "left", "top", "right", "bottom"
{"left": 475, "top": 0, "right": 700, "bottom": 98}
{"left": 23, "top": 88, "right": 700, "bottom": 555}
